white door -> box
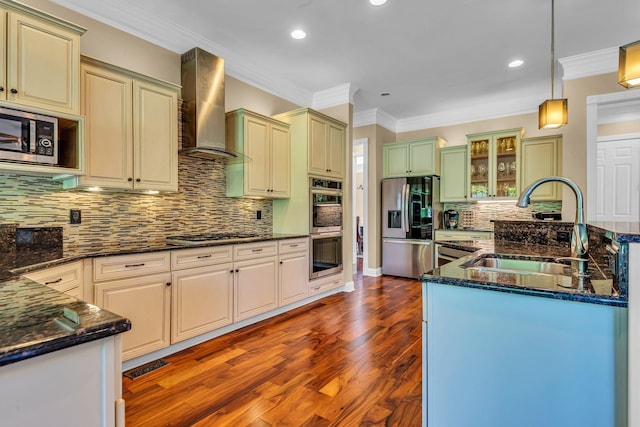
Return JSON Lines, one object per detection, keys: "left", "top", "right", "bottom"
{"left": 596, "top": 136, "right": 640, "bottom": 221}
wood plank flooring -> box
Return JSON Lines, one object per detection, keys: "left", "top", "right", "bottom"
{"left": 122, "top": 266, "right": 423, "bottom": 426}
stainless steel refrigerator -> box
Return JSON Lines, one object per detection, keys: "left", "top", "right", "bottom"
{"left": 382, "top": 176, "right": 441, "bottom": 278}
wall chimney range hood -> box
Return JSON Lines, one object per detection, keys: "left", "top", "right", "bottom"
{"left": 181, "top": 47, "right": 239, "bottom": 159}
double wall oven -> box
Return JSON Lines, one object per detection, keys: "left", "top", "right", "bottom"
{"left": 309, "top": 178, "right": 343, "bottom": 279}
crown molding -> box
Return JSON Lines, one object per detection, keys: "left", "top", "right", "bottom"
{"left": 353, "top": 108, "right": 397, "bottom": 132}
{"left": 312, "top": 83, "right": 359, "bottom": 110}
{"left": 559, "top": 47, "right": 618, "bottom": 80}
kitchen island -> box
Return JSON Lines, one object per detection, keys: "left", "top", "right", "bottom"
{"left": 423, "top": 222, "right": 630, "bottom": 427}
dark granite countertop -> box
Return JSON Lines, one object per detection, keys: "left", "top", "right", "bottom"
{"left": 0, "top": 232, "right": 306, "bottom": 366}
{"left": 0, "top": 277, "right": 131, "bottom": 366}
{"left": 426, "top": 240, "right": 625, "bottom": 307}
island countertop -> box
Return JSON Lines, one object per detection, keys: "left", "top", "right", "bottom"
{"left": 425, "top": 239, "right": 625, "bottom": 307}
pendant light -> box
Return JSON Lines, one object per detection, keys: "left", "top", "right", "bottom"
{"left": 538, "top": 0, "right": 568, "bottom": 129}
{"left": 618, "top": 40, "right": 640, "bottom": 88}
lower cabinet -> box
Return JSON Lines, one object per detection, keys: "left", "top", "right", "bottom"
{"left": 95, "top": 273, "right": 172, "bottom": 361}
{"left": 278, "top": 238, "right": 309, "bottom": 306}
{"left": 170, "top": 263, "right": 234, "bottom": 344}
{"left": 234, "top": 256, "right": 278, "bottom": 322}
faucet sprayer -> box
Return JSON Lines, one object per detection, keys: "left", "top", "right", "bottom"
{"left": 516, "top": 176, "right": 588, "bottom": 258}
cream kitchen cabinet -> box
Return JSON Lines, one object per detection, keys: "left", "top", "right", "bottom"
{"left": 22, "top": 260, "right": 83, "bottom": 299}
{"left": 467, "top": 128, "right": 523, "bottom": 200}
{"left": 233, "top": 241, "right": 278, "bottom": 322}
{"left": 440, "top": 145, "right": 468, "bottom": 202}
{"left": 278, "top": 238, "right": 309, "bottom": 306}
{"left": 434, "top": 230, "right": 493, "bottom": 241}
{"left": 170, "top": 245, "right": 234, "bottom": 344}
{"left": 63, "top": 57, "right": 179, "bottom": 192}
{"left": 93, "top": 251, "right": 172, "bottom": 361}
{"left": 383, "top": 137, "right": 445, "bottom": 178}
{"left": 226, "top": 108, "right": 290, "bottom": 198}
{"left": 273, "top": 107, "right": 346, "bottom": 179}
{"left": 0, "top": 1, "right": 85, "bottom": 115}
{"left": 520, "top": 135, "right": 563, "bottom": 201}
{"left": 309, "top": 273, "right": 344, "bottom": 296}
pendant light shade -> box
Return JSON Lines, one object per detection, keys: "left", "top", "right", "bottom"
{"left": 538, "top": 0, "right": 568, "bottom": 129}
{"left": 618, "top": 40, "right": 640, "bottom": 88}
{"left": 538, "top": 98, "right": 568, "bottom": 129}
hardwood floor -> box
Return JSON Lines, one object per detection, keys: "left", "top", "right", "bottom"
{"left": 123, "top": 266, "right": 423, "bottom": 426}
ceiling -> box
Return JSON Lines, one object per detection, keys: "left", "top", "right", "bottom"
{"left": 52, "top": 0, "right": 640, "bottom": 131}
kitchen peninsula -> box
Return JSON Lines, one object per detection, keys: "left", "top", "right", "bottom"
{"left": 423, "top": 220, "right": 632, "bottom": 427}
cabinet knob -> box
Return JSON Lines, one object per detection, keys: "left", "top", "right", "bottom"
{"left": 235, "top": 269, "right": 239, "bottom": 273}
{"left": 229, "top": 269, "right": 234, "bottom": 273}
{"left": 279, "top": 261, "right": 283, "bottom": 264}
{"left": 166, "top": 282, "right": 171, "bottom": 286}
{"left": 136, "top": 178, "right": 141, "bottom": 182}
{"left": 10, "top": 88, "right": 17, "bottom": 94}
{"left": 127, "top": 177, "right": 133, "bottom": 182}
{"left": 0, "top": 86, "right": 4, "bottom": 92}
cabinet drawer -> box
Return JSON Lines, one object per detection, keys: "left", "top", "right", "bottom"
{"left": 309, "top": 273, "right": 344, "bottom": 295}
{"left": 234, "top": 241, "right": 278, "bottom": 261}
{"left": 93, "top": 251, "right": 171, "bottom": 282}
{"left": 23, "top": 261, "right": 83, "bottom": 295}
{"left": 171, "top": 245, "right": 233, "bottom": 270}
{"left": 278, "top": 238, "right": 309, "bottom": 254}
{"left": 435, "top": 231, "right": 493, "bottom": 241}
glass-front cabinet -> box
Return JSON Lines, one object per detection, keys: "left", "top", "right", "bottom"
{"left": 467, "top": 128, "right": 523, "bottom": 200}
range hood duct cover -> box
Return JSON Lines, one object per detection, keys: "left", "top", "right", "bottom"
{"left": 181, "top": 47, "right": 238, "bottom": 159}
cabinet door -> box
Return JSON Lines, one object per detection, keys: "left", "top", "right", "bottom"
{"left": 492, "top": 131, "right": 519, "bottom": 199}
{"left": 468, "top": 136, "right": 491, "bottom": 199}
{"left": 270, "top": 122, "right": 291, "bottom": 197}
{"left": 383, "top": 143, "right": 409, "bottom": 178}
{"left": 327, "top": 123, "right": 345, "bottom": 178}
{"left": 409, "top": 139, "right": 436, "bottom": 175}
{"left": 279, "top": 251, "right": 308, "bottom": 306}
{"left": 521, "top": 136, "right": 561, "bottom": 201}
{"left": 244, "top": 116, "right": 270, "bottom": 196}
{"left": 308, "top": 116, "right": 328, "bottom": 176}
{"left": 95, "top": 273, "right": 171, "bottom": 361}
{"left": 171, "top": 263, "right": 233, "bottom": 343}
{"left": 234, "top": 256, "right": 278, "bottom": 322}
{"left": 133, "top": 79, "right": 178, "bottom": 192}
{"left": 7, "top": 11, "right": 80, "bottom": 114}
{"left": 440, "top": 146, "right": 468, "bottom": 202}
{"left": 79, "top": 62, "right": 133, "bottom": 189}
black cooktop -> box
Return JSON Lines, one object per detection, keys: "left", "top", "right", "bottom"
{"left": 166, "top": 233, "right": 262, "bottom": 245}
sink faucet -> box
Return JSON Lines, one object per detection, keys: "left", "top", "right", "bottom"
{"left": 516, "top": 176, "right": 588, "bottom": 258}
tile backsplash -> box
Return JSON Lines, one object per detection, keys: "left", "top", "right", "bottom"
{"left": 0, "top": 156, "right": 272, "bottom": 252}
{"left": 444, "top": 201, "right": 563, "bottom": 230}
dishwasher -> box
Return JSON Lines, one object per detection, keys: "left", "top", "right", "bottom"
{"left": 435, "top": 244, "right": 476, "bottom": 267}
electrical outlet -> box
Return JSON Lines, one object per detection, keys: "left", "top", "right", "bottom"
{"left": 70, "top": 209, "right": 81, "bottom": 225}
{"left": 556, "top": 231, "right": 570, "bottom": 242}
{"left": 256, "top": 210, "right": 262, "bottom": 220}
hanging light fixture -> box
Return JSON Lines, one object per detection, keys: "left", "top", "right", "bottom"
{"left": 538, "top": 0, "right": 568, "bottom": 129}
{"left": 618, "top": 40, "right": 640, "bottom": 88}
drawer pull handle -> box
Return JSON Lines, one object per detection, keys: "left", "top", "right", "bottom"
{"left": 45, "top": 278, "right": 63, "bottom": 285}
{"left": 252, "top": 248, "right": 263, "bottom": 252}
{"left": 289, "top": 244, "right": 299, "bottom": 248}
{"left": 125, "top": 263, "right": 145, "bottom": 268}
{"left": 197, "top": 254, "right": 212, "bottom": 259}
{"left": 312, "top": 286, "right": 321, "bottom": 291}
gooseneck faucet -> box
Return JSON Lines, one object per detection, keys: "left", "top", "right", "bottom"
{"left": 516, "top": 176, "right": 588, "bottom": 258}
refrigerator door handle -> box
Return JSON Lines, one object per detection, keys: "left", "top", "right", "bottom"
{"left": 403, "top": 183, "right": 410, "bottom": 233}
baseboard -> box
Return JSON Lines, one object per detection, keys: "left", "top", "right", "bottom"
{"left": 343, "top": 280, "right": 355, "bottom": 292}
{"left": 364, "top": 266, "right": 383, "bottom": 277}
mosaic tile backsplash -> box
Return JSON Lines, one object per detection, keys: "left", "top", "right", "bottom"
{"left": 0, "top": 156, "right": 273, "bottom": 252}
{"left": 444, "top": 201, "right": 563, "bottom": 230}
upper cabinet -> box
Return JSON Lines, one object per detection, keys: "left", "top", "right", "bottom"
{"left": 62, "top": 57, "right": 179, "bottom": 192}
{"left": 383, "top": 137, "right": 445, "bottom": 178}
{"left": 520, "top": 135, "right": 563, "bottom": 201}
{"left": 226, "top": 108, "right": 291, "bottom": 198}
{"left": 440, "top": 145, "right": 468, "bottom": 202}
{"left": 1, "top": 1, "right": 85, "bottom": 115}
{"left": 274, "top": 108, "right": 346, "bottom": 180}
{"left": 467, "top": 128, "right": 522, "bottom": 200}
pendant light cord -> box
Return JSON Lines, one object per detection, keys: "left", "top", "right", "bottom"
{"left": 550, "top": 0, "right": 555, "bottom": 99}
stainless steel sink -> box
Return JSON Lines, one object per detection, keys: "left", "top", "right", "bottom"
{"left": 461, "top": 254, "right": 572, "bottom": 276}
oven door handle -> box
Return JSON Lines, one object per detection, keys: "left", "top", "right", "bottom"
{"left": 310, "top": 232, "right": 342, "bottom": 239}
{"left": 311, "top": 189, "right": 343, "bottom": 197}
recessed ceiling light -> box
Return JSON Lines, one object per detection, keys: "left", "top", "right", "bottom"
{"left": 370, "top": 0, "right": 387, "bottom": 5}
{"left": 508, "top": 59, "right": 524, "bottom": 68}
{"left": 291, "top": 29, "right": 307, "bottom": 40}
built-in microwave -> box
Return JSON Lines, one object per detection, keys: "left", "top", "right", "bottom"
{"left": 310, "top": 178, "right": 343, "bottom": 233}
{"left": 0, "top": 107, "right": 58, "bottom": 165}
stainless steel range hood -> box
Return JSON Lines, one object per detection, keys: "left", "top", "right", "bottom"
{"left": 181, "top": 47, "right": 238, "bottom": 159}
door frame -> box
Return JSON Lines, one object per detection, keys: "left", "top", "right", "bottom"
{"left": 353, "top": 138, "right": 368, "bottom": 274}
